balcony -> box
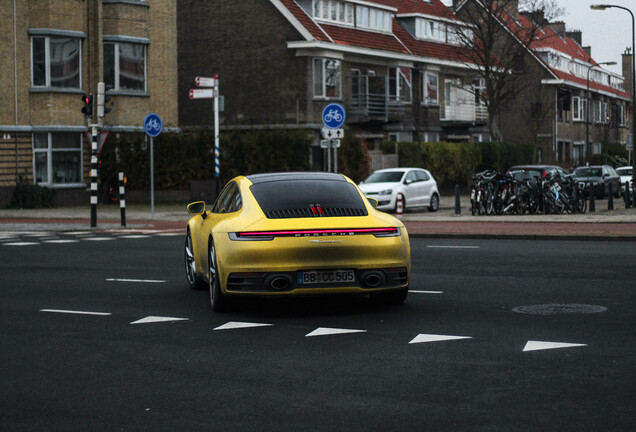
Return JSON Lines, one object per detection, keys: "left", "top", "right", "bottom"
{"left": 344, "top": 75, "right": 410, "bottom": 123}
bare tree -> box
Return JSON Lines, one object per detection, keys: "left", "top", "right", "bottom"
{"left": 454, "top": 0, "right": 564, "bottom": 141}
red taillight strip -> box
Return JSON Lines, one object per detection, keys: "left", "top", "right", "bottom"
{"left": 238, "top": 227, "right": 399, "bottom": 237}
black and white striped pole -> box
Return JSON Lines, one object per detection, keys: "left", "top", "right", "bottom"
{"left": 119, "top": 172, "right": 126, "bottom": 227}
{"left": 90, "top": 125, "right": 98, "bottom": 227}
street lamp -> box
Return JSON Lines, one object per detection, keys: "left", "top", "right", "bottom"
{"left": 591, "top": 4, "right": 635, "bottom": 192}
{"left": 586, "top": 61, "right": 617, "bottom": 164}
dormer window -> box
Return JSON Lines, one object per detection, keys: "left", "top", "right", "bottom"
{"left": 313, "top": 0, "right": 354, "bottom": 26}
{"left": 416, "top": 18, "right": 445, "bottom": 42}
{"left": 356, "top": 5, "right": 391, "bottom": 32}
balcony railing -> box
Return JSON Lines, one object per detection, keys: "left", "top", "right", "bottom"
{"left": 345, "top": 75, "right": 409, "bottom": 122}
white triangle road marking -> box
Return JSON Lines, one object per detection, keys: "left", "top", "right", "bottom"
{"left": 214, "top": 321, "right": 273, "bottom": 331}
{"left": 305, "top": 327, "right": 367, "bottom": 337}
{"left": 130, "top": 316, "right": 189, "bottom": 325}
{"left": 409, "top": 334, "right": 473, "bottom": 344}
{"left": 523, "top": 340, "right": 587, "bottom": 352}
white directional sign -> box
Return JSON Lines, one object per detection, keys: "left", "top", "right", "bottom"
{"left": 321, "top": 127, "right": 344, "bottom": 139}
{"left": 320, "top": 139, "right": 340, "bottom": 149}
{"left": 195, "top": 76, "right": 216, "bottom": 87}
{"left": 189, "top": 89, "right": 214, "bottom": 99}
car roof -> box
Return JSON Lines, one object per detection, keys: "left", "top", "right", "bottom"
{"left": 373, "top": 167, "right": 424, "bottom": 173}
{"left": 509, "top": 165, "right": 562, "bottom": 169}
{"left": 246, "top": 172, "right": 347, "bottom": 184}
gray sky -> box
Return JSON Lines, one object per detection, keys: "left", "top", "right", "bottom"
{"left": 441, "top": 0, "right": 634, "bottom": 76}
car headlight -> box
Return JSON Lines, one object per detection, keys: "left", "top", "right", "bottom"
{"left": 378, "top": 189, "right": 393, "bottom": 195}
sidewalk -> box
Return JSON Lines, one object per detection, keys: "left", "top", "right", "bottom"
{"left": 1, "top": 195, "right": 636, "bottom": 240}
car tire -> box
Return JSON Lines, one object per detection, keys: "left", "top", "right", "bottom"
{"left": 428, "top": 193, "right": 439, "bottom": 212}
{"left": 185, "top": 230, "right": 205, "bottom": 290}
{"left": 208, "top": 238, "right": 229, "bottom": 312}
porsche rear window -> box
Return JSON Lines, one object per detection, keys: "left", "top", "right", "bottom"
{"left": 250, "top": 179, "right": 368, "bottom": 218}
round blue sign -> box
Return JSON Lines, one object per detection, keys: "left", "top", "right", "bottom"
{"left": 143, "top": 113, "right": 163, "bottom": 137}
{"left": 322, "top": 103, "right": 346, "bottom": 129}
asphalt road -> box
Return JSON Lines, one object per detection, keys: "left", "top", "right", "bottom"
{"left": 1, "top": 232, "right": 635, "bottom": 431}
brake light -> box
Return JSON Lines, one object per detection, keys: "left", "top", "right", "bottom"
{"left": 230, "top": 227, "right": 400, "bottom": 241}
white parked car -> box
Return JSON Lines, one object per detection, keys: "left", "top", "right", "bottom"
{"left": 359, "top": 167, "right": 440, "bottom": 213}
{"left": 616, "top": 166, "right": 633, "bottom": 193}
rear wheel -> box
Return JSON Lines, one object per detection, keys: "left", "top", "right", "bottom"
{"left": 208, "top": 238, "right": 229, "bottom": 312}
{"left": 428, "top": 193, "right": 439, "bottom": 212}
{"left": 185, "top": 230, "right": 205, "bottom": 290}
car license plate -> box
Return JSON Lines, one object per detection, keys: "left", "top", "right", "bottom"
{"left": 298, "top": 269, "right": 355, "bottom": 285}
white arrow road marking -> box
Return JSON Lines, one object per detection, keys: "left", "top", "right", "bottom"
{"left": 130, "top": 316, "right": 189, "bottom": 325}
{"left": 106, "top": 278, "right": 166, "bottom": 283}
{"left": 523, "top": 341, "right": 587, "bottom": 352}
{"left": 214, "top": 321, "right": 273, "bottom": 331}
{"left": 305, "top": 327, "right": 367, "bottom": 337}
{"left": 409, "top": 290, "right": 443, "bottom": 294}
{"left": 409, "top": 334, "right": 473, "bottom": 344}
{"left": 40, "top": 309, "right": 112, "bottom": 316}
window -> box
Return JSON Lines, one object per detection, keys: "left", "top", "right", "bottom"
{"left": 355, "top": 5, "right": 391, "bottom": 32}
{"left": 31, "top": 36, "right": 81, "bottom": 88}
{"left": 572, "top": 96, "right": 587, "bottom": 122}
{"left": 33, "top": 133, "right": 83, "bottom": 186}
{"left": 415, "top": 18, "right": 446, "bottom": 42}
{"left": 594, "top": 100, "right": 602, "bottom": 123}
{"left": 423, "top": 71, "right": 438, "bottom": 105}
{"left": 389, "top": 67, "right": 412, "bottom": 104}
{"left": 313, "top": 58, "right": 341, "bottom": 99}
{"left": 313, "top": 0, "right": 354, "bottom": 25}
{"left": 104, "top": 42, "right": 146, "bottom": 91}
{"left": 212, "top": 182, "right": 242, "bottom": 213}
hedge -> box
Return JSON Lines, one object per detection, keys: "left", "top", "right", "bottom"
{"left": 381, "top": 141, "right": 535, "bottom": 187}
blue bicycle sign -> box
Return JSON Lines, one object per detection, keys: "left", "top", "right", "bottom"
{"left": 144, "top": 113, "right": 163, "bottom": 137}
{"left": 322, "top": 103, "right": 346, "bottom": 129}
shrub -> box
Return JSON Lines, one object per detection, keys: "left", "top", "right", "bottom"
{"left": 7, "top": 177, "right": 55, "bottom": 209}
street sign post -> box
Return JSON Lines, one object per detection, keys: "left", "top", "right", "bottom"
{"left": 189, "top": 75, "right": 221, "bottom": 195}
{"left": 321, "top": 104, "right": 346, "bottom": 172}
{"left": 144, "top": 113, "right": 163, "bottom": 219}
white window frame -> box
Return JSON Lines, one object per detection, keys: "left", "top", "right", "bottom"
{"left": 313, "top": 58, "right": 341, "bottom": 99}
{"left": 389, "top": 67, "right": 412, "bottom": 104}
{"left": 313, "top": 0, "right": 354, "bottom": 26}
{"left": 423, "top": 71, "right": 439, "bottom": 105}
{"left": 572, "top": 96, "right": 587, "bottom": 122}
{"left": 31, "top": 35, "right": 82, "bottom": 88}
{"left": 33, "top": 132, "right": 84, "bottom": 187}
{"left": 355, "top": 5, "right": 391, "bottom": 32}
{"left": 103, "top": 41, "right": 147, "bottom": 92}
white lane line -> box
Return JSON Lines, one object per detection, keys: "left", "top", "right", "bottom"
{"left": 3, "top": 242, "right": 40, "bottom": 246}
{"left": 118, "top": 235, "right": 151, "bottom": 239}
{"left": 106, "top": 278, "right": 166, "bottom": 283}
{"left": 43, "top": 239, "right": 80, "bottom": 244}
{"left": 409, "top": 290, "right": 443, "bottom": 294}
{"left": 305, "top": 327, "right": 367, "bottom": 337}
{"left": 214, "top": 321, "right": 273, "bottom": 331}
{"left": 82, "top": 237, "right": 115, "bottom": 241}
{"left": 131, "top": 316, "right": 189, "bottom": 325}
{"left": 426, "top": 245, "right": 480, "bottom": 249}
{"left": 40, "top": 309, "right": 112, "bottom": 316}
{"left": 409, "top": 334, "right": 472, "bottom": 344}
{"left": 523, "top": 341, "right": 587, "bottom": 352}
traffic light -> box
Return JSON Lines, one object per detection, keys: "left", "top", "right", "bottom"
{"left": 81, "top": 94, "right": 93, "bottom": 119}
{"left": 97, "top": 82, "right": 113, "bottom": 117}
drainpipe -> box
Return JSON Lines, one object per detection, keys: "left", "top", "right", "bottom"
{"left": 13, "top": 0, "right": 18, "bottom": 180}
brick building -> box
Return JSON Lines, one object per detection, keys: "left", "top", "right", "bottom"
{"left": 454, "top": 0, "right": 631, "bottom": 167}
{"left": 177, "top": 0, "right": 491, "bottom": 171}
{"left": 0, "top": 0, "right": 178, "bottom": 206}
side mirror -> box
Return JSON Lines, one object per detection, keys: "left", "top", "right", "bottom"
{"left": 367, "top": 197, "right": 379, "bottom": 208}
{"left": 404, "top": 179, "right": 413, "bottom": 185}
{"left": 187, "top": 201, "right": 206, "bottom": 216}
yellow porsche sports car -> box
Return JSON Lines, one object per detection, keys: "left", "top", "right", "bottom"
{"left": 184, "top": 172, "right": 410, "bottom": 311}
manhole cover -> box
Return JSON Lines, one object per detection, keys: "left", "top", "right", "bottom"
{"left": 512, "top": 304, "right": 607, "bottom": 315}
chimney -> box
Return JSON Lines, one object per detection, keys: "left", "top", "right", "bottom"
{"left": 583, "top": 46, "right": 592, "bottom": 58}
{"left": 495, "top": 0, "right": 518, "bottom": 19}
{"left": 547, "top": 21, "right": 566, "bottom": 38}
{"left": 623, "top": 48, "right": 633, "bottom": 96}
{"left": 566, "top": 30, "right": 582, "bottom": 46}
{"left": 521, "top": 10, "right": 545, "bottom": 26}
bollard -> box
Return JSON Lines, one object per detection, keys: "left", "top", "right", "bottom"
{"left": 396, "top": 193, "right": 403, "bottom": 215}
{"left": 626, "top": 181, "right": 632, "bottom": 209}
{"left": 454, "top": 184, "right": 461, "bottom": 214}
{"left": 572, "top": 183, "right": 578, "bottom": 214}
{"left": 589, "top": 182, "right": 595, "bottom": 212}
{"left": 608, "top": 183, "right": 614, "bottom": 210}
{"left": 119, "top": 172, "right": 126, "bottom": 227}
